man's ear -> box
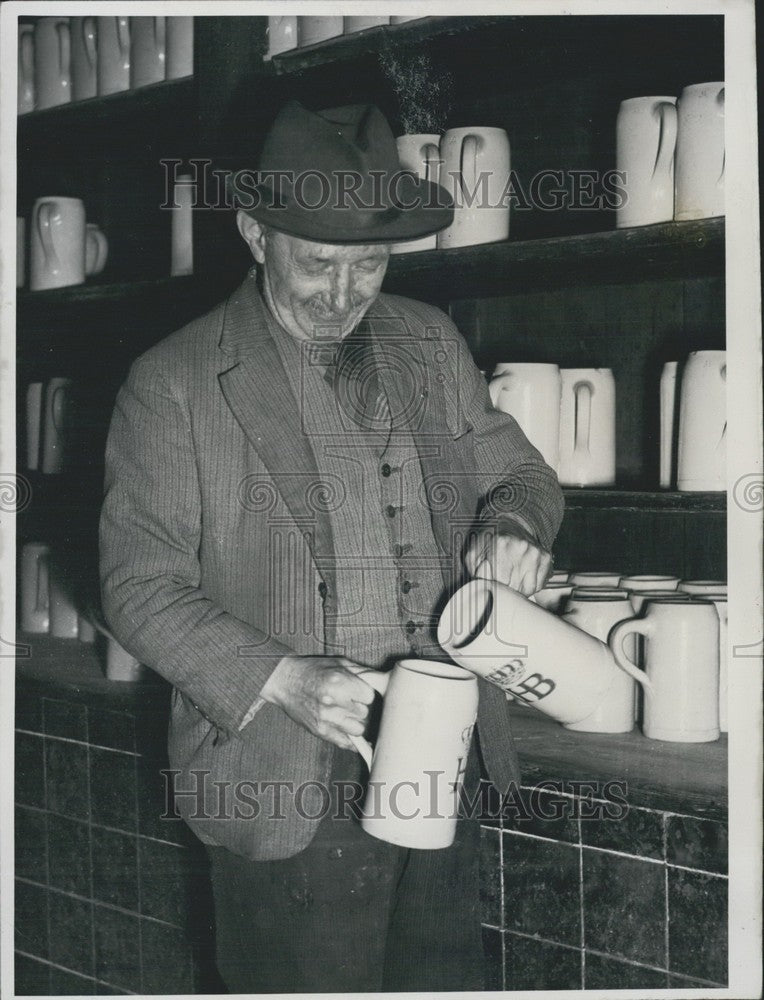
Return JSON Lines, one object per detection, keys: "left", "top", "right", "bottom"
{"left": 237, "top": 211, "right": 267, "bottom": 264}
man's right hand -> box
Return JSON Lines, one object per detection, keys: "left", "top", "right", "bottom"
{"left": 259, "top": 654, "right": 377, "bottom": 750}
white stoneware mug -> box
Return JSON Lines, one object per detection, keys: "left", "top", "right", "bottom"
{"left": 391, "top": 134, "right": 441, "bottom": 254}
{"left": 21, "top": 542, "right": 50, "bottom": 633}
{"left": 629, "top": 590, "right": 690, "bottom": 616}
{"left": 438, "top": 580, "right": 649, "bottom": 725}
{"left": 17, "top": 218, "right": 26, "bottom": 288}
{"left": 298, "top": 16, "right": 344, "bottom": 47}
{"left": 677, "top": 350, "right": 726, "bottom": 490}
{"left": 620, "top": 575, "right": 679, "bottom": 606}
{"left": 675, "top": 82, "right": 725, "bottom": 220}
{"left": 71, "top": 16, "right": 97, "bottom": 101}
{"left": 562, "top": 589, "right": 637, "bottom": 732}
{"left": 130, "top": 17, "right": 166, "bottom": 89}
{"left": 344, "top": 16, "right": 389, "bottom": 32}
{"left": 34, "top": 17, "right": 71, "bottom": 110}
{"left": 569, "top": 571, "right": 622, "bottom": 588}
{"left": 166, "top": 16, "right": 193, "bottom": 78}
{"left": 616, "top": 96, "right": 677, "bottom": 228}
{"left": 529, "top": 582, "right": 574, "bottom": 613}
{"left": 18, "top": 23, "right": 35, "bottom": 114}
{"left": 78, "top": 615, "right": 96, "bottom": 644}
{"left": 25, "top": 382, "right": 43, "bottom": 470}
{"left": 659, "top": 361, "right": 679, "bottom": 488}
{"left": 97, "top": 17, "right": 130, "bottom": 96}
{"left": 267, "top": 16, "right": 298, "bottom": 57}
{"left": 437, "top": 127, "right": 510, "bottom": 249}
{"left": 30, "top": 197, "right": 86, "bottom": 291}
{"left": 678, "top": 580, "right": 727, "bottom": 595}
{"left": 489, "top": 363, "right": 561, "bottom": 471}
{"left": 548, "top": 570, "right": 570, "bottom": 583}
{"left": 85, "top": 224, "right": 108, "bottom": 276}
{"left": 558, "top": 368, "right": 616, "bottom": 486}
{"left": 107, "top": 639, "right": 146, "bottom": 681}
{"left": 349, "top": 659, "right": 478, "bottom": 850}
{"left": 171, "top": 175, "right": 194, "bottom": 276}
{"left": 611, "top": 598, "right": 720, "bottom": 743}
{"left": 49, "top": 564, "right": 79, "bottom": 639}
{"left": 41, "top": 377, "right": 73, "bottom": 474}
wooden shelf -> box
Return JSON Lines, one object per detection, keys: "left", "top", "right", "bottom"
{"left": 383, "top": 218, "right": 725, "bottom": 300}
{"left": 562, "top": 490, "right": 726, "bottom": 513}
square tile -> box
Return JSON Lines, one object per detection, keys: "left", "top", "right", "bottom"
{"left": 14, "top": 952, "right": 51, "bottom": 995}
{"left": 666, "top": 815, "right": 728, "bottom": 874}
{"left": 15, "top": 807, "right": 48, "bottom": 883}
{"left": 502, "top": 833, "right": 581, "bottom": 946}
{"left": 136, "top": 757, "right": 189, "bottom": 845}
{"left": 481, "top": 926, "right": 503, "bottom": 990}
{"left": 43, "top": 699, "right": 87, "bottom": 742}
{"left": 89, "top": 748, "right": 137, "bottom": 832}
{"left": 581, "top": 805, "right": 664, "bottom": 860}
{"left": 502, "top": 784, "right": 580, "bottom": 844}
{"left": 15, "top": 880, "right": 49, "bottom": 960}
{"left": 49, "top": 966, "right": 97, "bottom": 994}
{"left": 15, "top": 732, "right": 45, "bottom": 809}
{"left": 582, "top": 849, "right": 666, "bottom": 967}
{"left": 138, "top": 839, "right": 196, "bottom": 927}
{"left": 91, "top": 827, "right": 139, "bottom": 911}
{"left": 668, "top": 868, "right": 727, "bottom": 984}
{"left": 45, "top": 739, "right": 90, "bottom": 821}
{"left": 15, "top": 687, "right": 43, "bottom": 733}
{"left": 88, "top": 709, "right": 136, "bottom": 754}
{"left": 480, "top": 827, "right": 502, "bottom": 927}
{"left": 48, "top": 814, "right": 92, "bottom": 897}
{"left": 585, "top": 952, "right": 668, "bottom": 988}
{"left": 140, "top": 918, "right": 196, "bottom": 995}
{"left": 93, "top": 905, "right": 141, "bottom": 993}
{"left": 48, "top": 891, "right": 94, "bottom": 978}
{"left": 504, "top": 932, "right": 582, "bottom": 990}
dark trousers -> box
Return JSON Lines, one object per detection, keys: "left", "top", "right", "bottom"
{"left": 207, "top": 746, "right": 485, "bottom": 993}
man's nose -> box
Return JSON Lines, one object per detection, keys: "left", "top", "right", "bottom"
{"left": 329, "top": 267, "right": 352, "bottom": 313}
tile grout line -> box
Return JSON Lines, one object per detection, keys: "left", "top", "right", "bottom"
{"left": 663, "top": 813, "right": 671, "bottom": 976}
{"left": 16, "top": 802, "right": 190, "bottom": 850}
{"left": 497, "top": 823, "right": 506, "bottom": 989}
{"left": 134, "top": 750, "right": 145, "bottom": 995}
{"left": 578, "top": 811, "right": 586, "bottom": 990}
{"left": 15, "top": 949, "right": 140, "bottom": 995}
{"left": 40, "top": 707, "right": 52, "bottom": 975}
{"left": 85, "top": 713, "right": 97, "bottom": 983}
{"left": 16, "top": 727, "right": 141, "bottom": 757}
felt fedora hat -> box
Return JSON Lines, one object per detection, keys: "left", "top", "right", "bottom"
{"left": 229, "top": 101, "right": 453, "bottom": 243}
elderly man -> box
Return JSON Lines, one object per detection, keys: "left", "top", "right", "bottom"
{"left": 100, "top": 102, "right": 563, "bottom": 993}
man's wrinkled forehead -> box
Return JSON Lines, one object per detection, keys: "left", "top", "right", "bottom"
{"left": 270, "top": 229, "right": 390, "bottom": 263}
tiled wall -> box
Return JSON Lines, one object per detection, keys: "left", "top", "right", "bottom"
{"left": 479, "top": 785, "right": 728, "bottom": 991}
{"left": 16, "top": 683, "right": 728, "bottom": 994}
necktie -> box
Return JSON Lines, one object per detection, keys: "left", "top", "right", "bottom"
{"left": 320, "top": 322, "right": 391, "bottom": 430}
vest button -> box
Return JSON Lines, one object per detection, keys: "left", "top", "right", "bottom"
{"left": 381, "top": 463, "right": 392, "bottom": 477}
{"left": 401, "top": 580, "right": 412, "bottom": 594}
{"left": 318, "top": 582, "right": 328, "bottom": 599}
{"left": 386, "top": 504, "right": 397, "bottom": 518}
{"left": 405, "top": 620, "right": 417, "bottom": 635}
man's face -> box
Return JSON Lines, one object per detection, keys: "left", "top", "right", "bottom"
{"left": 259, "top": 228, "right": 390, "bottom": 341}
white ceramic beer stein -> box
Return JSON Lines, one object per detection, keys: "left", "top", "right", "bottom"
{"left": 18, "top": 23, "right": 35, "bottom": 114}
{"left": 166, "top": 17, "right": 193, "bottom": 78}
{"left": 530, "top": 583, "right": 574, "bottom": 613}
{"left": 41, "top": 377, "right": 73, "bottom": 474}
{"left": 171, "top": 176, "right": 194, "bottom": 276}
{"left": 675, "top": 82, "right": 725, "bottom": 220}
{"left": 616, "top": 96, "right": 677, "bottom": 228}
{"left": 86, "top": 224, "right": 109, "bottom": 276}
{"left": 391, "top": 134, "right": 441, "bottom": 254}
{"left": 344, "top": 16, "right": 389, "bottom": 32}
{"left": 629, "top": 590, "right": 690, "bottom": 615}
{"left": 569, "top": 571, "right": 622, "bottom": 588}
{"left": 71, "top": 16, "right": 97, "bottom": 102}
{"left": 437, "top": 127, "right": 510, "bottom": 249}
{"left": 349, "top": 660, "right": 478, "bottom": 849}
{"left": 489, "top": 363, "right": 561, "bottom": 471}
{"left": 438, "top": 581, "right": 650, "bottom": 725}
{"left": 130, "top": 17, "right": 166, "bottom": 89}
{"left": 107, "top": 639, "right": 146, "bottom": 681}
{"left": 267, "top": 16, "right": 298, "bottom": 57}
{"left": 97, "top": 17, "right": 130, "bottom": 96}
{"left": 678, "top": 580, "right": 727, "bottom": 595}
{"left": 30, "top": 197, "right": 86, "bottom": 291}
{"left": 49, "top": 565, "right": 79, "bottom": 639}
{"left": 26, "top": 382, "right": 43, "bottom": 470}
{"left": 548, "top": 570, "right": 570, "bottom": 583}
{"left": 21, "top": 542, "right": 50, "bottom": 633}
{"left": 298, "top": 16, "right": 344, "bottom": 47}
{"left": 620, "top": 575, "right": 679, "bottom": 606}
{"left": 78, "top": 615, "right": 96, "bottom": 644}
{"left": 34, "top": 17, "right": 71, "bottom": 110}
{"left": 659, "top": 361, "right": 679, "bottom": 487}
{"left": 610, "top": 598, "right": 720, "bottom": 743}
{"left": 677, "top": 350, "right": 726, "bottom": 491}
{"left": 558, "top": 368, "right": 616, "bottom": 486}
{"left": 562, "top": 589, "right": 637, "bottom": 732}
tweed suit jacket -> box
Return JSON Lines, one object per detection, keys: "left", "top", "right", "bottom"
{"left": 99, "top": 271, "right": 564, "bottom": 861}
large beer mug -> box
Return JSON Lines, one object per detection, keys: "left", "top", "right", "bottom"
{"left": 130, "top": 16, "right": 166, "bottom": 89}
{"left": 677, "top": 350, "right": 726, "bottom": 490}
{"left": 349, "top": 660, "right": 478, "bottom": 849}
{"left": 34, "top": 17, "right": 71, "bottom": 110}
{"left": 558, "top": 368, "right": 616, "bottom": 487}
{"left": 675, "top": 82, "right": 725, "bottom": 220}
{"left": 616, "top": 96, "right": 677, "bottom": 227}
{"left": 18, "top": 23, "right": 35, "bottom": 114}
{"left": 489, "top": 363, "right": 561, "bottom": 471}
{"left": 97, "top": 17, "right": 130, "bottom": 96}
{"left": 659, "top": 361, "right": 679, "bottom": 487}
{"left": 71, "top": 16, "right": 97, "bottom": 101}
{"left": 438, "top": 581, "right": 649, "bottom": 725}
{"left": 437, "top": 127, "right": 510, "bottom": 249}
{"left": 30, "top": 197, "right": 86, "bottom": 291}
{"left": 391, "top": 134, "right": 441, "bottom": 254}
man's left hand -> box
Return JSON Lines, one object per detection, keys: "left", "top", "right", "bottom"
{"left": 464, "top": 522, "right": 553, "bottom": 596}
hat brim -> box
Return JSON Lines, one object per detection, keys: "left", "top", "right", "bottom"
{"left": 229, "top": 174, "right": 454, "bottom": 245}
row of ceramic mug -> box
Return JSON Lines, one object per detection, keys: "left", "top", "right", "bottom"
{"left": 439, "top": 579, "right": 725, "bottom": 745}
{"left": 19, "top": 542, "right": 146, "bottom": 682}
{"left": 616, "top": 82, "right": 725, "bottom": 227}
{"left": 18, "top": 206, "right": 107, "bottom": 291}
{"left": 25, "top": 378, "right": 72, "bottom": 474}
{"left": 660, "top": 351, "right": 725, "bottom": 491}
{"left": 18, "top": 16, "right": 193, "bottom": 113}
{"left": 266, "top": 15, "right": 423, "bottom": 57}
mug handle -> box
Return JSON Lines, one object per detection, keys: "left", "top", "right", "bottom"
{"left": 488, "top": 371, "right": 513, "bottom": 409}
{"left": 716, "top": 87, "right": 725, "bottom": 186}
{"left": 117, "top": 17, "right": 130, "bottom": 58}
{"left": 37, "top": 202, "right": 61, "bottom": 277}
{"left": 460, "top": 134, "right": 479, "bottom": 205}
{"left": 345, "top": 666, "right": 390, "bottom": 769}
{"left": 36, "top": 553, "right": 50, "bottom": 613}
{"left": 86, "top": 228, "right": 108, "bottom": 275}
{"left": 20, "top": 29, "right": 34, "bottom": 80}
{"left": 659, "top": 364, "right": 677, "bottom": 488}
{"left": 56, "top": 20, "right": 71, "bottom": 81}
{"left": 154, "top": 16, "right": 166, "bottom": 58}
{"left": 422, "top": 141, "right": 440, "bottom": 186}
{"left": 83, "top": 16, "right": 97, "bottom": 69}
{"left": 573, "top": 381, "right": 593, "bottom": 454}
{"left": 653, "top": 101, "right": 677, "bottom": 178}
{"left": 608, "top": 619, "right": 653, "bottom": 691}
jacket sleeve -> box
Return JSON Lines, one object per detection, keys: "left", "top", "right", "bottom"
{"left": 99, "top": 353, "right": 294, "bottom": 735}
